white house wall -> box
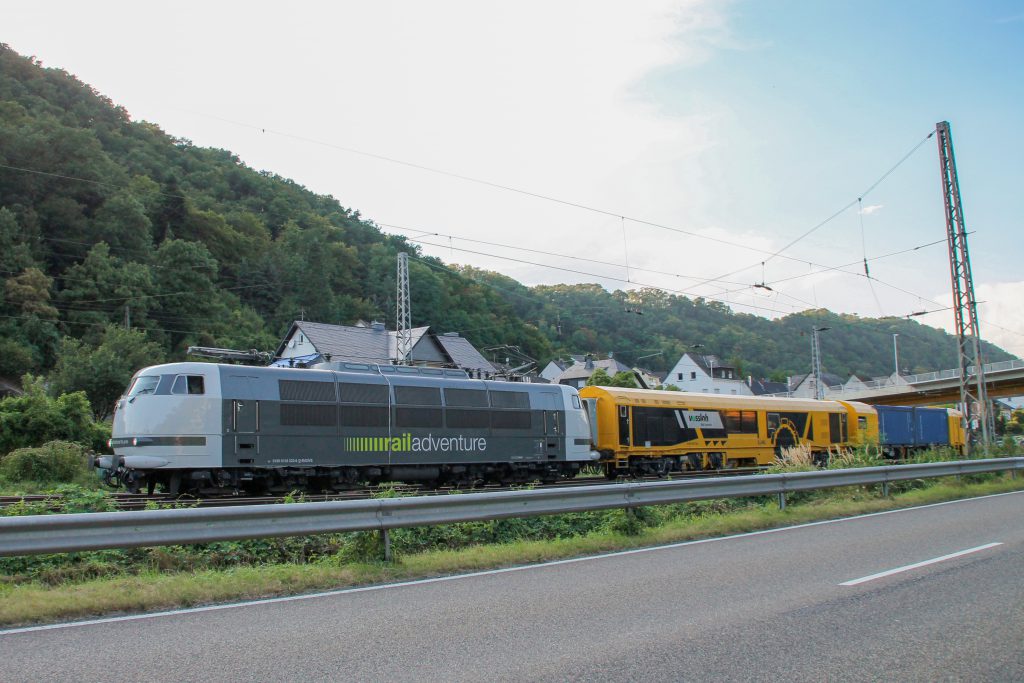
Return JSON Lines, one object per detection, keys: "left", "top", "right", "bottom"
{"left": 663, "top": 355, "right": 753, "bottom": 395}
{"left": 540, "top": 361, "right": 565, "bottom": 382}
{"left": 280, "top": 330, "right": 317, "bottom": 359}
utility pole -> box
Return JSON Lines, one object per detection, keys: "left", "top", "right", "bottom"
{"left": 396, "top": 252, "right": 412, "bottom": 364}
{"left": 936, "top": 120, "right": 992, "bottom": 450}
{"left": 124, "top": 304, "right": 131, "bottom": 331}
{"left": 811, "top": 326, "right": 829, "bottom": 400}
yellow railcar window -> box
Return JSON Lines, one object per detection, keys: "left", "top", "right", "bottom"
{"left": 725, "top": 410, "right": 758, "bottom": 434}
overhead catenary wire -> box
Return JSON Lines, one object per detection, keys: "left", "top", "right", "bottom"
{"left": 408, "top": 236, "right": 802, "bottom": 318}
{"left": 691, "top": 129, "right": 938, "bottom": 291}
{"left": 151, "top": 107, "right": 946, "bottom": 275}
{"left": 5, "top": 114, "right": 1018, "bottom": 346}
{"left": 858, "top": 198, "right": 886, "bottom": 317}
{"left": 394, "top": 223, "right": 952, "bottom": 313}
{"left": 1, "top": 119, "right": 955, "bottom": 317}
{"left": 0, "top": 163, "right": 190, "bottom": 201}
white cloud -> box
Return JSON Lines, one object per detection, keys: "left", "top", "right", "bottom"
{"left": 919, "top": 282, "right": 1024, "bottom": 358}
{"left": 975, "top": 282, "right": 1024, "bottom": 357}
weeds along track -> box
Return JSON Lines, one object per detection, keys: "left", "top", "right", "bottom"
{"left": 0, "top": 467, "right": 765, "bottom": 512}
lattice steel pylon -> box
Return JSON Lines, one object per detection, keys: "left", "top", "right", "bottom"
{"left": 396, "top": 252, "right": 412, "bottom": 364}
{"left": 936, "top": 121, "right": 993, "bottom": 450}
{"left": 811, "top": 327, "right": 827, "bottom": 400}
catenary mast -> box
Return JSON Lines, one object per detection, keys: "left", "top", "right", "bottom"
{"left": 936, "top": 120, "right": 992, "bottom": 449}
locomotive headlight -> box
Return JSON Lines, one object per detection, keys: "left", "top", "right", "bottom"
{"left": 107, "top": 438, "right": 112, "bottom": 448}
{"left": 131, "top": 437, "right": 139, "bottom": 447}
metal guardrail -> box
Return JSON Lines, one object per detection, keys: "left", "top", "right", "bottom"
{"left": 1, "top": 458, "right": 1021, "bottom": 557}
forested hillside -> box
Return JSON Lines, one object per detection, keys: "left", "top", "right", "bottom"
{"left": 0, "top": 44, "right": 1013, "bottom": 406}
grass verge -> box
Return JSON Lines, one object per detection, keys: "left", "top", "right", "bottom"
{"left": 2, "top": 475, "right": 1023, "bottom": 628}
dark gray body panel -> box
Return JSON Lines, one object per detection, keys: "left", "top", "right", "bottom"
{"left": 217, "top": 365, "right": 568, "bottom": 470}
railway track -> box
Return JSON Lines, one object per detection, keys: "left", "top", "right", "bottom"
{"left": 0, "top": 467, "right": 765, "bottom": 512}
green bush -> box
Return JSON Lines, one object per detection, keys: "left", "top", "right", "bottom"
{"left": 0, "top": 441, "right": 91, "bottom": 483}
{"left": 0, "top": 375, "right": 108, "bottom": 454}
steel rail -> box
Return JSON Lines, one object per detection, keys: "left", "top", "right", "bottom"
{"left": 0, "top": 458, "right": 1020, "bottom": 557}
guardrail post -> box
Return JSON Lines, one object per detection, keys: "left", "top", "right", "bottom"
{"left": 777, "top": 492, "right": 786, "bottom": 510}
{"left": 882, "top": 481, "right": 890, "bottom": 497}
{"left": 381, "top": 529, "right": 392, "bottom": 562}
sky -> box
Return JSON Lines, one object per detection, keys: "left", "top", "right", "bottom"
{"left": 4, "top": 1, "right": 1024, "bottom": 356}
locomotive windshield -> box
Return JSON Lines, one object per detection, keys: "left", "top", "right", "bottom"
{"left": 127, "top": 375, "right": 159, "bottom": 398}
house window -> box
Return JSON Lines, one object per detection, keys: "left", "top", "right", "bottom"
{"left": 678, "top": 373, "right": 683, "bottom": 380}
{"left": 690, "top": 372, "right": 696, "bottom": 380}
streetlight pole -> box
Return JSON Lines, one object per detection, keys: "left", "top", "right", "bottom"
{"left": 892, "top": 333, "right": 900, "bottom": 376}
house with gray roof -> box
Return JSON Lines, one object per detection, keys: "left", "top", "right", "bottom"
{"left": 785, "top": 372, "right": 846, "bottom": 398}
{"left": 746, "top": 377, "right": 790, "bottom": 396}
{"left": 539, "top": 359, "right": 569, "bottom": 382}
{"left": 553, "top": 356, "right": 637, "bottom": 389}
{"left": 275, "top": 320, "right": 495, "bottom": 375}
{"left": 664, "top": 352, "right": 752, "bottom": 395}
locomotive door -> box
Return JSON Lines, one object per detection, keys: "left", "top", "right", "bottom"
{"left": 225, "top": 374, "right": 259, "bottom": 457}
{"left": 539, "top": 392, "right": 561, "bottom": 458}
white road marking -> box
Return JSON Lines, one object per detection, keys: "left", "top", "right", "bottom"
{"left": 840, "top": 542, "right": 1003, "bottom": 586}
{"left": 1, "top": 489, "right": 1021, "bottom": 637}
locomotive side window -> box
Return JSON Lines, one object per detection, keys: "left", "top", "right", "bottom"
{"left": 491, "top": 410, "right": 531, "bottom": 430}
{"left": 340, "top": 406, "right": 389, "bottom": 427}
{"left": 339, "top": 383, "right": 389, "bottom": 404}
{"left": 279, "top": 379, "right": 334, "bottom": 402}
{"left": 394, "top": 386, "right": 442, "bottom": 406}
{"left": 172, "top": 375, "right": 205, "bottom": 395}
{"left": 571, "top": 395, "right": 581, "bottom": 409}
{"left": 741, "top": 411, "right": 758, "bottom": 433}
{"left": 281, "top": 404, "right": 336, "bottom": 426}
{"left": 444, "top": 388, "right": 489, "bottom": 407}
{"left": 128, "top": 375, "right": 159, "bottom": 397}
{"left": 395, "top": 407, "right": 443, "bottom": 428}
{"left": 490, "top": 391, "right": 530, "bottom": 409}
{"left": 446, "top": 409, "right": 490, "bottom": 428}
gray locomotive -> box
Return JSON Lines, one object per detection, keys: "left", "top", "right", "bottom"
{"left": 100, "top": 361, "right": 598, "bottom": 494}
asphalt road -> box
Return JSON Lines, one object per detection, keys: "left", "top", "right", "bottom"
{"left": 3, "top": 491, "right": 1022, "bottom": 682}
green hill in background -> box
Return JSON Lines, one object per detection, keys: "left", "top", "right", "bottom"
{"left": 0, "top": 44, "right": 1013, "bottom": 394}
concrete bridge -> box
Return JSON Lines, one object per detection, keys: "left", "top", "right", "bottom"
{"left": 774, "top": 358, "right": 1024, "bottom": 407}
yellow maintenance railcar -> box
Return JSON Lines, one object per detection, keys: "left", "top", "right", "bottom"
{"left": 579, "top": 386, "right": 878, "bottom": 477}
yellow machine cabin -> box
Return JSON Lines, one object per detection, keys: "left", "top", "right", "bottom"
{"left": 578, "top": 387, "right": 877, "bottom": 477}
